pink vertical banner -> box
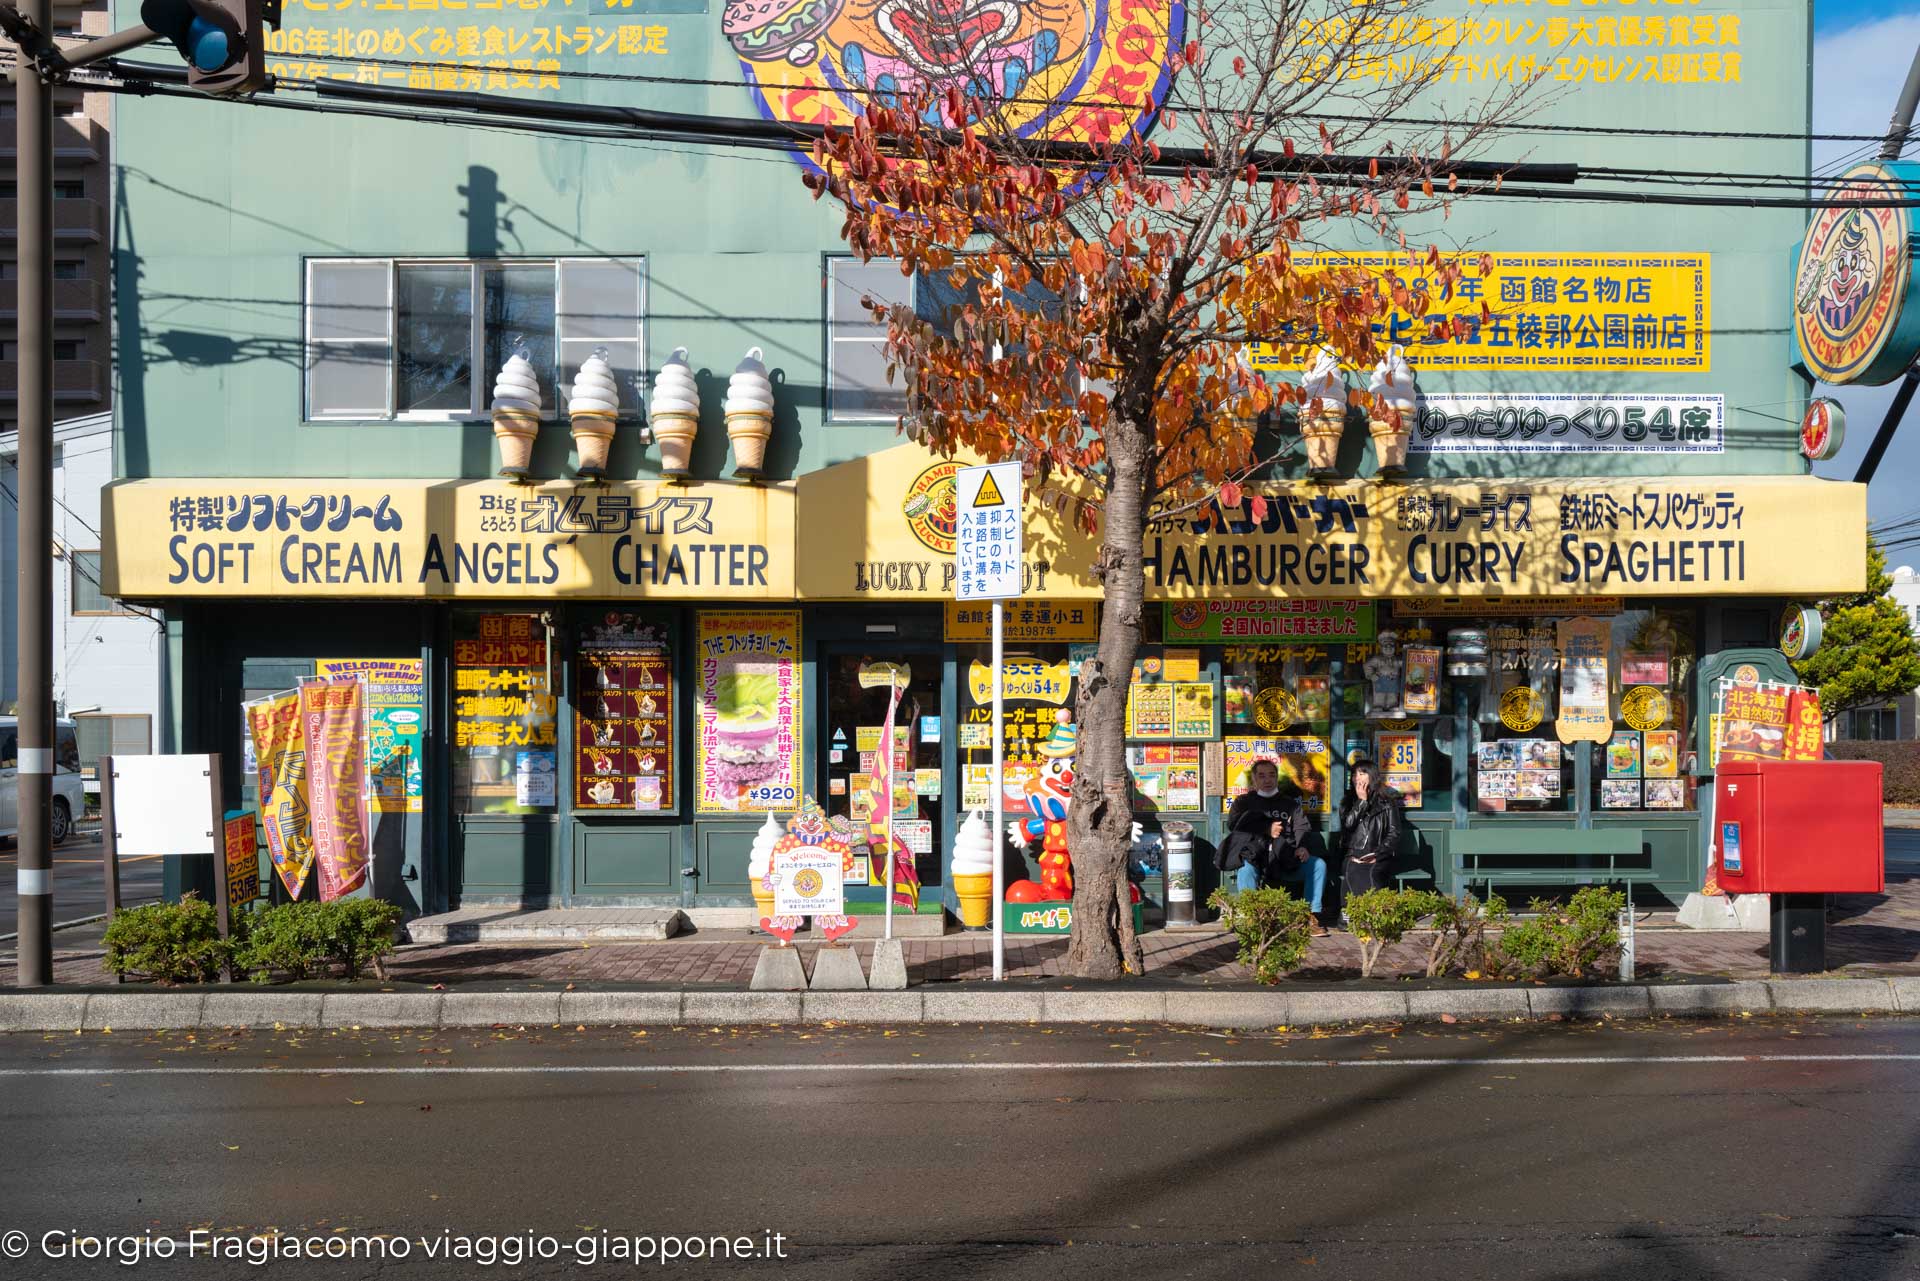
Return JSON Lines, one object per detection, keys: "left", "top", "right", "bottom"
{"left": 299, "top": 675, "right": 372, "bottom": 902}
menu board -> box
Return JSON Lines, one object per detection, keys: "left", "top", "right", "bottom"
{"left": 1127, "top": 744, "right": 1204, "bottom": 811}
{"left": 576, "top": 614, "right": 673, "bottom": 812}
{"left": 453, "top": 616, "right": 557, "bottom": 812}
{"left": 1605, "top": 731, "right": 1642, "bottom": 779}
{"left": 1476, "top": 738, "right": 1562, "bottom": 810}
{"left": 1643, "top": 730, "right": 1680, "bottom": 779}
{"left": 1715, "top": 678, "right": 1791, "bottom": 764}
{"left": 1126, "top": 682, "right": 1174, "bottom": 738}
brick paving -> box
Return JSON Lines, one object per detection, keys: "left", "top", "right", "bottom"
{"left": 9, "top": 875, "right": 1917, "bottom": 990}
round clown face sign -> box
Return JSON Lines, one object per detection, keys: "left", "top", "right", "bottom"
{"left": 1793, "top": 161, "right": 1920, "bottom": 386}
{"left": 726, "top": 0, "right": 1184, "bottom": 175}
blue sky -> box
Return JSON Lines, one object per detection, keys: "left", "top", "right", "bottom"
{"left": 1808, "top": 4, "right": 1920, "bottom": 535}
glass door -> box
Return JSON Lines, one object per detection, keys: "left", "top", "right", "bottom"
{"left": 819, "top": 647, "right": 945, "bottom": 895}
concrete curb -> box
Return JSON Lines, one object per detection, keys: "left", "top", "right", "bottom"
{"left": 0, "top": 979, "right": 1906, "bottom": 1032}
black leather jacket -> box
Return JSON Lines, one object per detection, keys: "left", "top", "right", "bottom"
{"left": 1340, "top": 787, "right": 1403, "bottom": 861}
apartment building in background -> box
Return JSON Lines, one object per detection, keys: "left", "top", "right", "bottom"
{"left": 0, "top": 0, "right": 112, "bottom": 433}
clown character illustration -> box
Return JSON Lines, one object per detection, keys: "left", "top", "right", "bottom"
{"left": 1797, "top": 209, "right": 1877, "bottom": 332}
{"left": 1005, "top": 710, "right": 1076, "bottom": 902}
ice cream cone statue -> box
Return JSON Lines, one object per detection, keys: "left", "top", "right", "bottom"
{"left": 568, "top": 345, "right": 621, "bottom": 480}
{"left": 1366, "top": 344, "right": 1417, "bottom": 479}
{"left": 950, "top": 810, "right": 997, "bottom": 928}
{"left": 490, "top": 341, "right": 542, "bottom": 481}
{"left": 649, "top": 347, "right": 701, "bottom": 481}
{"left": 1300, "top": 346, "right": 1348, "bottom": 482}
{"left": 748, "top": 812, "right": 780, "bottom": 930}
{"left": 724, "top": 347, "right": 775, "bottom": 480}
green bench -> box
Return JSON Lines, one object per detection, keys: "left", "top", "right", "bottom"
{"left": 1450, "top": 828, "right": 1647, "bottom": 907}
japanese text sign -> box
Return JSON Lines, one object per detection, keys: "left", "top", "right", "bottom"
{"left": 954, "top": 463, "right": 1024, "bottom": 601}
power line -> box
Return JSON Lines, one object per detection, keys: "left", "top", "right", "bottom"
{"left": 79, "top": 67, "right": 1920, "bottom": 211}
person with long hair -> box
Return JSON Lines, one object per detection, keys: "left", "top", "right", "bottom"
{"left": 1340, "top": 760, "right": 1403, "bottom": 898}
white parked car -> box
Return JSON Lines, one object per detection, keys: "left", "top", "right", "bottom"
{"left": 0, "top": 717, "right": 85, "bottom": 844}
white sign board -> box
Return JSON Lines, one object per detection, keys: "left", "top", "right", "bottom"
{"left": 111, "top": 754, "right": 217, "bottom": 856}
{"left": 954, "top": 462, "right": 1024, "bottom": 601}
{"left": 772, "top": 846, "right": 845, "bottom": 917}
{"left": 1412, "top": 394, "right": 1725, "bottom": 454}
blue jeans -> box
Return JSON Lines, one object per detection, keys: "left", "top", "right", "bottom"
{"left": 1236, "top": 860, "right": 1263, "bottom": 894}
{"left": 1271, "top": 853, "right": 1328, "bottom": 914}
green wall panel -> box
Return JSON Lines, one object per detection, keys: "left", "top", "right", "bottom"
{"left": 572, "top": 822, "right": 678, "bottom": 895}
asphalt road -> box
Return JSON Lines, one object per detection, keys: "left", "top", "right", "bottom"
{"left": 2, "top": 1018, "right": 1917, "bottom": 1280}
{"left": 0, "top": 829, "right": 163, "bottom": 940}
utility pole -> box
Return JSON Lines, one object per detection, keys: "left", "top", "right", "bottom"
{"left": 10, "top": 0, "right": 53, "bottom": 986}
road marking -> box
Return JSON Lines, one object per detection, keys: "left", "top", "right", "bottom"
{"left": 2, "top": 1053, "right": 1919, "bottom": 1078}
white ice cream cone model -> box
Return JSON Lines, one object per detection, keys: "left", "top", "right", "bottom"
{"left": 1300, "top": 347, "right": 1349, "bottom": 482}
{"left": 748, "top": 813, "right": 781, "bottom": 926}
{"left": 490, "top": 343, "right": 542, "bottom": 481}
{"left": 649, "top": 347, "right": 700, "bottom": 481}
{"left": 723, "top": 346, "right": 775, "bottom": 480}
{"left": 568, "top": 346, "right": 621, "bottom": 480}
{"left": 950, "top": 811, "right": 997, "bottom": 928}
{"left": 1366, "top": 344, "right": 1417, "bottom": 479}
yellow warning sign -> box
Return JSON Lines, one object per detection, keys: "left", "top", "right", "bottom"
{"left": 971, "top": 470, "right": 1007, "bottom": 508}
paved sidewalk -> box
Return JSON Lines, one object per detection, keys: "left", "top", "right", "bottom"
{"left": 7, "top": 874, "right": 1916, "bottom": 989}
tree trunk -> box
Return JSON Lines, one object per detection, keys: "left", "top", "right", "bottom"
{"left": 1065, "top": 410, "right": 1151, "bottom": 980}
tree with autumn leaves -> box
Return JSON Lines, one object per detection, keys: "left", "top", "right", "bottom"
{"left": 805, "top": 0, "right": 1533, "bottom": 978}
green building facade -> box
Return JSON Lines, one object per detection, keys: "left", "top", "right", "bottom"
{"left": 104, "top": 0, "right": 1869, "bottom": 923}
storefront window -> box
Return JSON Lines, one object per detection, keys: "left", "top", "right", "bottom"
{"left": 821, "top": 651, "right": 943, "bottom": 888}
{"left": 1593, "top": 608, "right": 1697, "bottom": 812}
{"left": 573, "top": 611, "right": 674, "bottom": 814}
{"left": 452, "top": 612, "right": 557, "bottom": 815}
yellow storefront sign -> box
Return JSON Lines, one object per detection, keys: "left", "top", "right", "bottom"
{"left": 1246, "top": 252, "right": 1710, "bottom": 372}
{"left": 944, "top": 601, "right": 1099, "bottom": 642}
{"left": 967, "top": 660, "right": 1071, "bottom": 705}
{"left": 102, "top": 478, "right": 794, "bottom": 600}
{"left": 799, "top": 443, "right": 1865, "bottom": 601}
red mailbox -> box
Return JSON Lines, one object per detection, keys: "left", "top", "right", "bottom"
{"left": 1713, "top": 759, "right": 1884, "bottom": 895}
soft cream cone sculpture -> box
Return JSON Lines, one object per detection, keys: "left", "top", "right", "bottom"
{"left": 748, "top": 813, "right": 780, "bottom": 926}
{"left": 1300, "top": 347, "right": 1348, "bottom": 481}
{"left": 650, "top": 347, "right": 700, "bottom": 480}
{"left": 950, "top": 811, "right": 997, "bottom": 928}
{"left": 490, "top": 346, "right": 541, "bottom": 481}
{"left": 724, "top": 346, "right": 775, "bottom": 480}
{"left": 1367, "top": 343, "right": 1417, "bottom": 478}
{"left": 568, "top": 346, "right": 620, "bottom": 480}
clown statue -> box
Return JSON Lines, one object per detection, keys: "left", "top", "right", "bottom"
{"left": 1007, "top": 710, "right": 1076, "bottom": 902}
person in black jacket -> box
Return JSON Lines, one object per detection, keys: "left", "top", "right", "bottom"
{"left": 1223, "top": 760, "right": 1329, "bottom": 935}
{"left": 1340, "top": 760, "right": 1403, "bottom": 898}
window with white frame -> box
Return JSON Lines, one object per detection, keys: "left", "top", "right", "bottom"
{"left": 70, "top": 550, "right": 132, "bottom": 616}
{"left": 72, "top": 713, "right": 151, "bottom": 778}
{"left": 827, "top": 257, "right": 1082, "bottom": 422}
{"left": 305, "top": 258, "right": 646, "bottom": 421}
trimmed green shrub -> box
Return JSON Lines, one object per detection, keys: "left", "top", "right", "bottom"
{"left": 103, "top": 895, "right": 228, "bottom": 984}
{"left": 1345, "top": 888, "right": 1441, "bottom": 979}
{"left": 1208, "top": 886, "right": 1315, "bottom": 985}
{"left": 1827, "top": 740, "right": 1920, "bottom": 806}
{"left": 1425, "top": 893, "right": 1511, "bottom": 979}
{"left": 234, "top": 901, "right": 332, "bottom": 983}
{"left": 325, "top": 898, "right": 402, "bottom": 981}
{"left": 1499, "top": 887, "right": 1626, "bottom": 979}
{"left": 236, "top": 898, "right": 403, "bottom": 983}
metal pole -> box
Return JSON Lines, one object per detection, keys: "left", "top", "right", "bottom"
{"left": 1879, "top": 45, "right": 1920, "bottom": 161}
{"left": 990, "top": 600, "right": 1005, "bottom": 982}
{"left": 13, "top": 0, "right": 53, "bottom": 987}
{"left": 882, "top": 680, "right": 898, "bottom": 941}
{"left": 100, "top": 756, "right": 119, "bottom": 918}
{"left": 1852, "top": 366, "right": 1920, "bottom": 486}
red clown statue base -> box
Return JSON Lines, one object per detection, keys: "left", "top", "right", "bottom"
{"left": 1006, "top": 712, "right": 1077, "bottom": 902}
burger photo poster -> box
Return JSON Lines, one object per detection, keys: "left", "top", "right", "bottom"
{"left": 696, "top": 611, "right": 803, "bottom": 813}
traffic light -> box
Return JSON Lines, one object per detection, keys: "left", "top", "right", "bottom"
{"left": 141, "top": 0, "right": 280, "bottom": 95}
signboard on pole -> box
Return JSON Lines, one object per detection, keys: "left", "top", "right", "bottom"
{"left": 772, "top": 844, "right": 845, "bottom": 917}
{"left": 223, "top": 810, "right": 261, "bottom": 908}
{"left": 955, "top": 463, "right": 1024, "bottom": 601}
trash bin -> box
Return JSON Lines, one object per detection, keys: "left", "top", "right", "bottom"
{"left": 1163, "top": 821, "right": 1197, "bottom": 927}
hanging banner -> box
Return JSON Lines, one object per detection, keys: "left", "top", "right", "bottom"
{"left": 1555, "top": 617, "right": 1613, "bottom": 744}
{"left": 299, "top": 676, "right": 372, "bottom": 901}
{"left": 695, "top": 611, "right": 802, "bottom": 814}
{"left": 243, "top": 690, "right": 315, "bottom": 899}
{"left": 315, "top": 658, "right": 424, "bottom": 814}
{"left": 1786, "top": 687, "right": 1826, "bottom": 762}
